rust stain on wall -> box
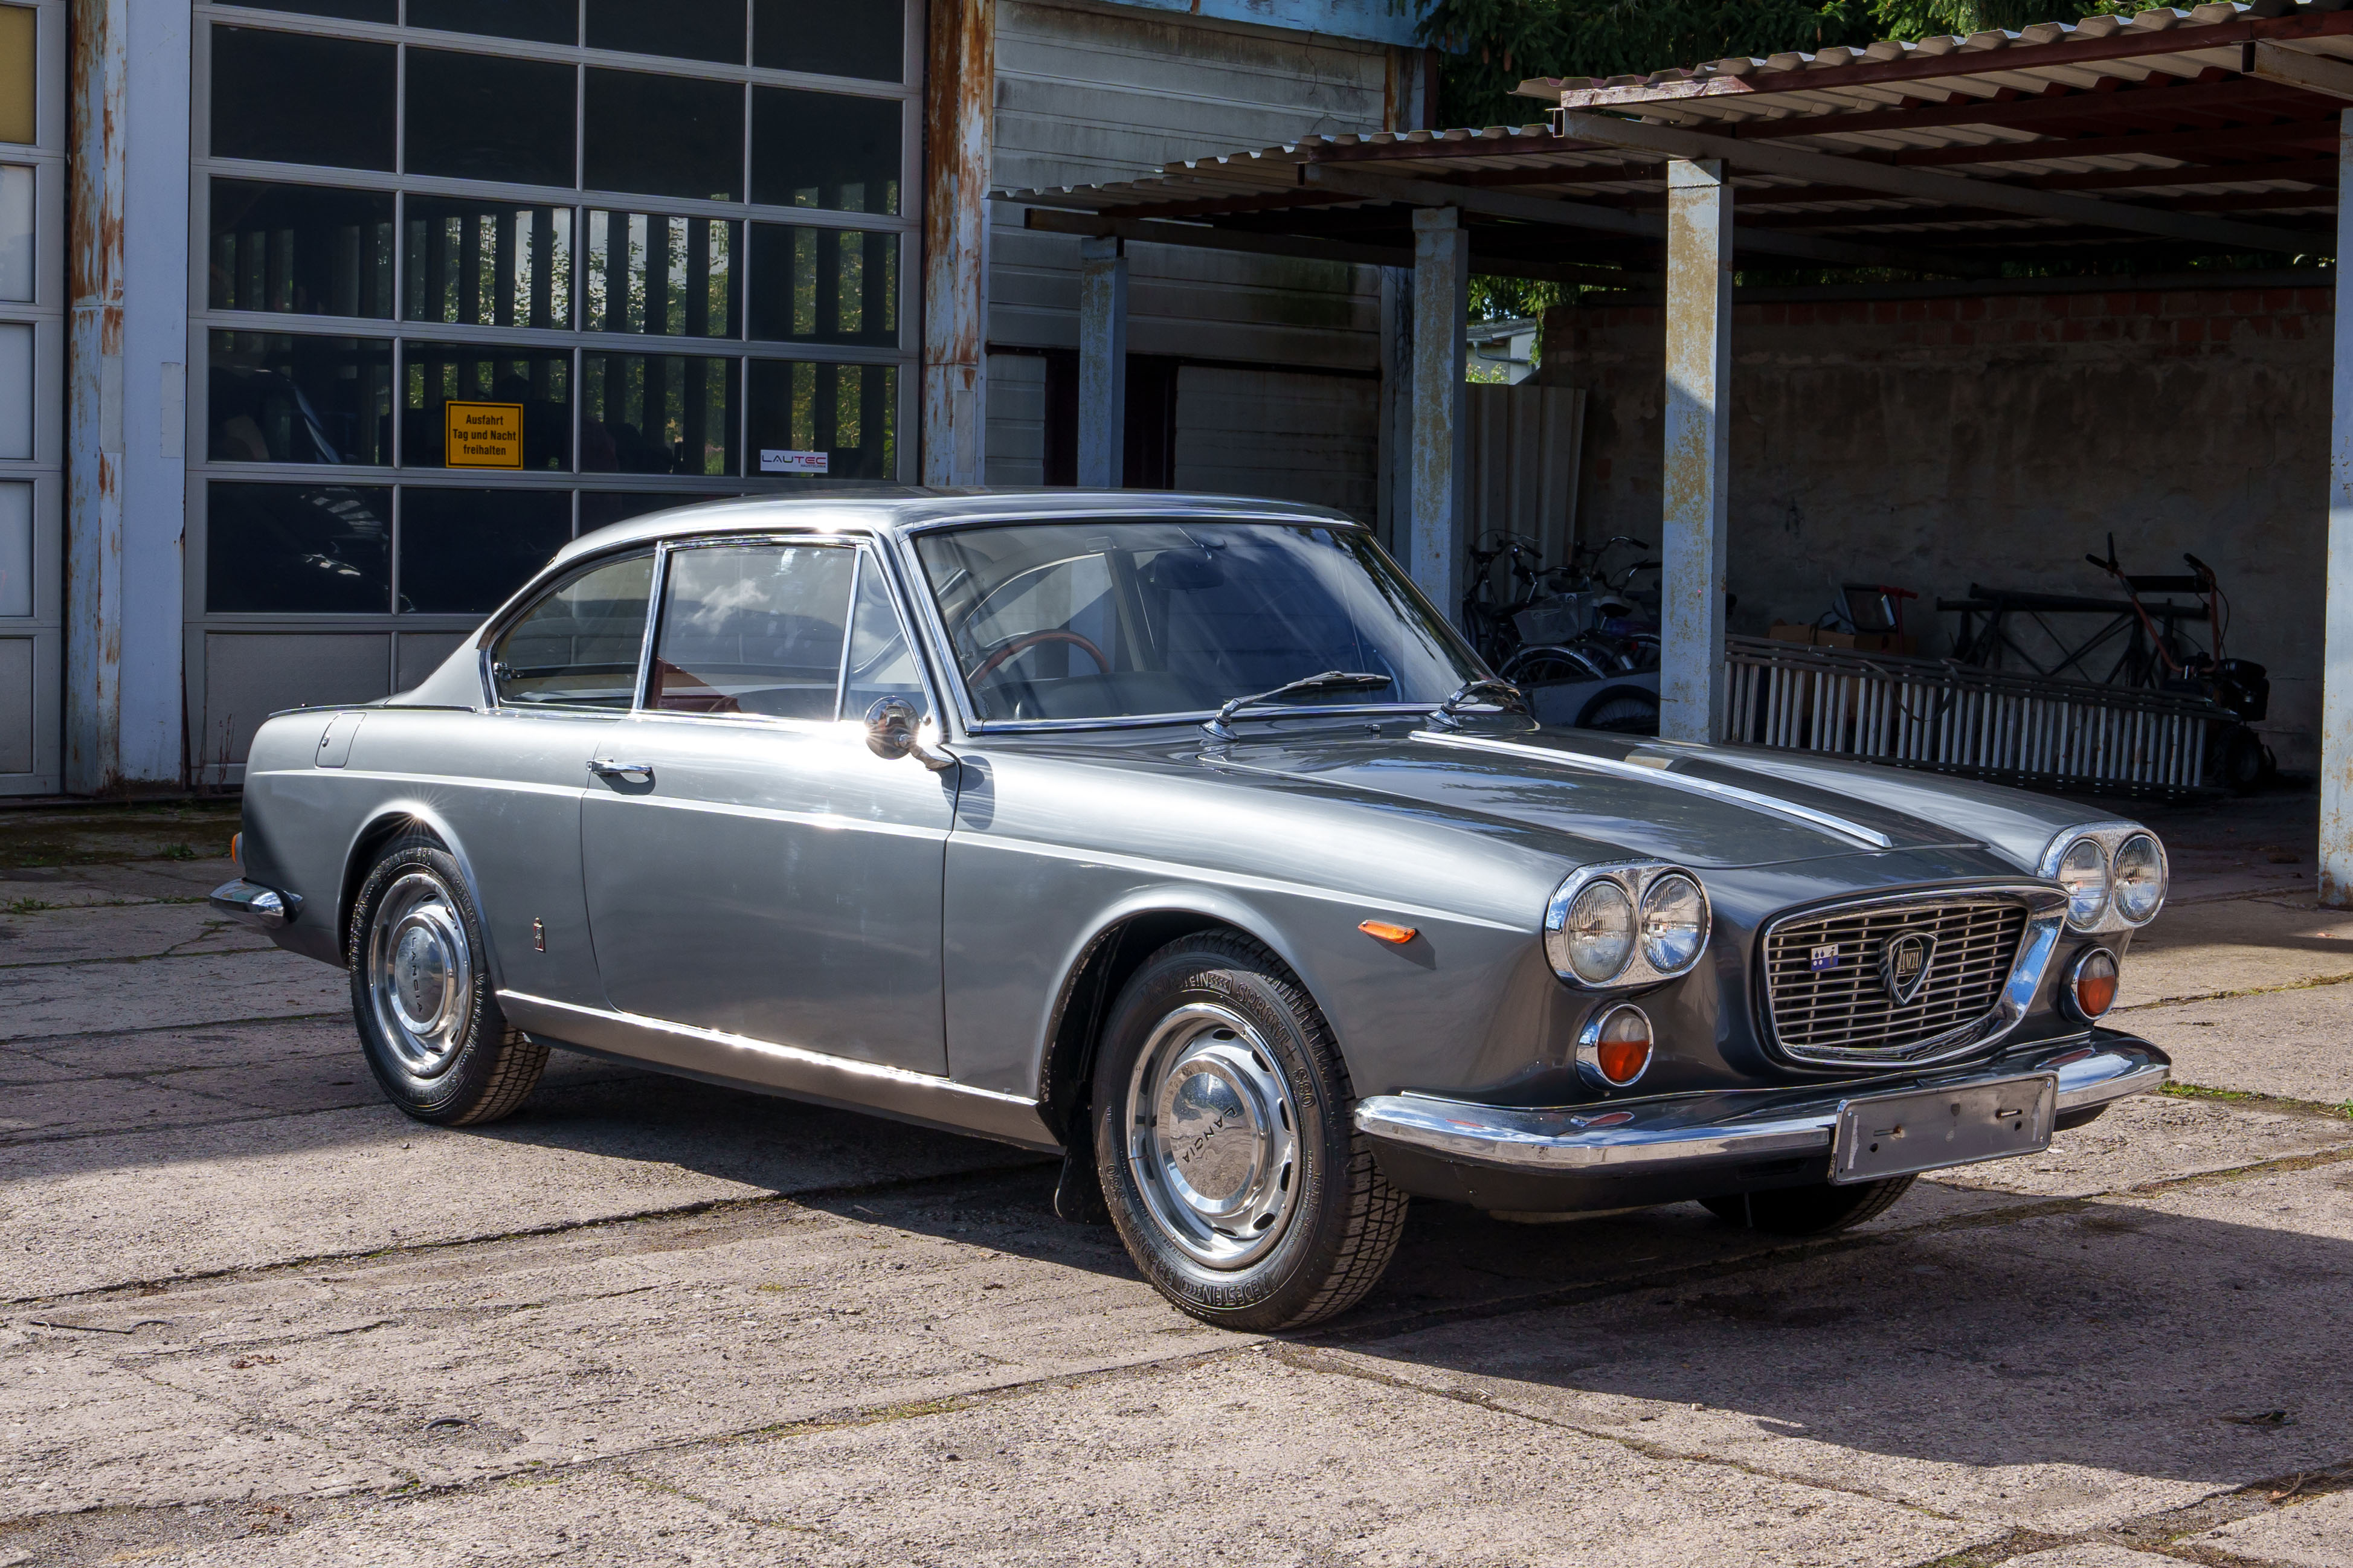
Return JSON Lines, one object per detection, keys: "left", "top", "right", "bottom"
{"left": 922, "top": 0, "right": 994, "bottom": 485}
{"left": 65, "top": 0, "right": 127, "bottom": 794}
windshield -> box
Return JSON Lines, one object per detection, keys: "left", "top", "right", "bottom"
{"left": 913, "top": 519, "right": 1484, "bottom": 724}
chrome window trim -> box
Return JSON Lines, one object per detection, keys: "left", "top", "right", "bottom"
{"left": 896, "top": 512, "right": 1463, "bottom": 739}
{"left": 1756, "top": 882, "right": 2068, "bottom": 1070}
{"left": 2038, "top": 821, "right": 2166, "bottom": 934}
{"left": 1543, "top": 861, "right": 1713, "bottom": 991}
{"left": 477, "top": 543, "right": 662, "bottom": 715}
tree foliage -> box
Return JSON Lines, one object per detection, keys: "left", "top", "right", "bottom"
{"left": 1423, "top": 1, "right": 2129, "bottom": 130}
{"left": 1426, "top": 0, "right": 2147, "bottom": 317}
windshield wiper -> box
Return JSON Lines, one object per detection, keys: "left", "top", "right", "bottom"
{"left": 1425, "top": 678, "right": 1528, "bottom": 730}
{"left": 1202, "top": 670, "right": 1394, "bottom": 739}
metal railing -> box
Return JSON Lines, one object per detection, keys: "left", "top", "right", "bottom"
{"left": 1725, "top": 635, "right": 2226, "bottom": 796}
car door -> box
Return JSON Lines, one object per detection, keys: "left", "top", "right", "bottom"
{"left": 449, "top": 548, "right": 657, "bottom": 1009}
{"left": 581, "top": 536, "right": 955, "bottom": 1074}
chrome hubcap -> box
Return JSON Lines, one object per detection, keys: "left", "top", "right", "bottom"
{"left": 1125, "top": 1003, "right": 1299, "bottom": 1270}
{"left": 366, "top": 871, "right": 472, "bottom": 1078}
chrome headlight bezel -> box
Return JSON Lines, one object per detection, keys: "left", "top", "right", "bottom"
{"left": 2039, "top": 823, "right": 2166, "bottom": 935}
{"left": 1545, "top": 861, "right": 1713, "bottom": 989}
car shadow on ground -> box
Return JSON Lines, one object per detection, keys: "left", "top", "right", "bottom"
{"left": 23, "top": 1024, "right": 2353, "bottom": 1511}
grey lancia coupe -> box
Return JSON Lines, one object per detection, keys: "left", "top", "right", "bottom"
{"left": 216, "top": 491, "right": 2171, "bottom": 1329}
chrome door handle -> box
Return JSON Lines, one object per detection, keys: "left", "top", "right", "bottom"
{"left": 588, "top": 759, "right": 654, "bottom": 780}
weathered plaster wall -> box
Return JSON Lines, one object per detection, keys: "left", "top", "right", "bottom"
{"left": 1546, "top": 286, "right": 2331, "bottom": 773}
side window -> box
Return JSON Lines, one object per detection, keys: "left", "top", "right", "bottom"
{"left": 489, "top": 552, "right": 654, "bottom": 709}
{"left": 650, "top": 542, "right": 854, "bottom": 720}
{"left": 843, "top": 553, "right": 930, "bottom": 722}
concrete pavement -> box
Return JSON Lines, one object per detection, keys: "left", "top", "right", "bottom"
{"left": 3, "top": 796, "right": 2351, "bottom": 1566}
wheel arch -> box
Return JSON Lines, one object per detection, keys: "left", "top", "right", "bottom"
{"left": 1032, "top": 891, "right": 1327, "bottom": 1150}
{"left": 337, "top": 802, "right": 503, "bottom": 987}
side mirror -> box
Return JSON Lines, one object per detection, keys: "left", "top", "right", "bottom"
{"left": 864, "top": 697, "right": 954, "bottom": 770}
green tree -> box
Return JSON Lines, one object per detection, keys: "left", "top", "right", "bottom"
{"left": 1426, "top": 1, "right": 2152, "bottom": 318}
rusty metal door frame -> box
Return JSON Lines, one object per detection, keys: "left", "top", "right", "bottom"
{"left": 2, "top": 0, "right": 64, "bottom": 794}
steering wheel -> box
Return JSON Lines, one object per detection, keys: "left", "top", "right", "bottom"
{"left": 970, "top": 629, "right": 1112, "bottom": 682}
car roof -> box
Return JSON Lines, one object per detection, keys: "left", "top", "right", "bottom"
{"left": 550, "top": 487, "right": 1363, "bottom": 568}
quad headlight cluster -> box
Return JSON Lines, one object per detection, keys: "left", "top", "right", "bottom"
{"left": 2039, "top": 824, "right": 2169, "bottom": 934}
{"left": 1544, "top": 862, "right": 1713, "bottom": 990}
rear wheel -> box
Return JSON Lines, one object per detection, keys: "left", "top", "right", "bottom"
{"left": 347, "top": 832, "right": 546, "bottom": 1126}
{"left": 1093, "top": 933, "right": 1406, "bottom": 1331}
{"left": 1701, "top": 1175, "right": 1915, "bottom": 1235}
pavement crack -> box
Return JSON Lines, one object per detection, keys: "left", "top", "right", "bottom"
{"left": 1267, "top": 1341, "right": 1977, "bottom": 1525}
{"left": 2121, "top": 966, "right": 2353, "bottom": 1012}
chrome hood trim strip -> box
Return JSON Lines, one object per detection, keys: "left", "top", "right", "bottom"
{"left": 1409, "top": 730, "right": 1896, "bottom": 850}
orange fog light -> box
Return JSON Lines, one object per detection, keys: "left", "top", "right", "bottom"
{"left": 1579, "top": 1003, "right": 1653, "bottom": 1090}
{"left": 2068, "top": 948, "right": 2119, "bottom": 1021}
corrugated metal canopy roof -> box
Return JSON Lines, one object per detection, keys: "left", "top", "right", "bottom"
{"left": 999, "top": 2, "right": 2353, "bottom": 280}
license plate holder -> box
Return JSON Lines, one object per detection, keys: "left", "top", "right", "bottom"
{"left": 1831, "top": 1073, "right": 2058, "bottom": 1184}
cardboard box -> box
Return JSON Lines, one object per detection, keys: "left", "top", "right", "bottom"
{"left": 1767, "top": 623, "right": 1916, "bottom": 656}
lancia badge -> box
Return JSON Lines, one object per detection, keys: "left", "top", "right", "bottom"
{"left": 1879, "top": 931, "right": 1936, "bottom": 1006}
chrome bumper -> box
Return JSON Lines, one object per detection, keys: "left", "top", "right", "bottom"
{"left": 209, "top": 878, "right": 302, "bottom": 930}
{"left": 1354, "top": 1033, "right": 2167, "bottom": 1181}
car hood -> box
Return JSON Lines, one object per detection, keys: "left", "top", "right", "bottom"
{"left": 1205, "top": 725, "right": 2090, "bottom": 873}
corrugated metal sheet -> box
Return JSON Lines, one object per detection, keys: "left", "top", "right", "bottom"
{"left": 1172, "top": 365, "right": 1379, "bottom": 521}
{"left": 1003, "top": 2, "right": 2350, "bottom": 274}
{"left": 989, "top": 0, "right": 1388, "bottom": 366}
{"left": 1464, "top": 382, "right": 1583, "bottom": 575}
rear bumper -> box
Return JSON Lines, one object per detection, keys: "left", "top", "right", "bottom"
{"left": 210, "top": 878, "right": 302, "bottom": 930}
{"left": 1355, "top": 1031, "right": 2166, "bottom": 1211}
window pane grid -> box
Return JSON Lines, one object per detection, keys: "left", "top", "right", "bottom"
{"left": 193, "top": 1, "right": 917, "bottom": 624}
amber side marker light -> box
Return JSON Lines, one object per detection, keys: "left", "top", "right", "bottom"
{"left": 2068, "top": 948, "right": 2119, "bottom": 1021}
{"left": 1577, "top": 1003, "right": 1654, "bottom": 1090}
{"left": 230, "top": 832, "right": 243, "bottom": 871}
{"left": 1358, "top": 919, "right": 1418, "bottom": 945}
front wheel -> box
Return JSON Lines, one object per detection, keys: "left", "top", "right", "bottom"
{"left": 1701, "top": 1175, "right": 1915, "bottom": 1235}
{"left": 1093, "top": 934, "right": 1406, "bottom": 1331}
{"left": 348, "top": 831, "right": 546, "bottom": 1126}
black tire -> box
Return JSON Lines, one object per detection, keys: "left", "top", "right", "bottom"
{"left": 1577, "top": 686, "right": 1660, "bottom": 735}
{"left": 347, "top": 831, "right": 546, "bottom": 1126}
{"left": 1701, "top": 1174, "right": 1916, "bottom": 1235}
{"left": 1093, "top": 933, "right": 1406, "bottom": 1331}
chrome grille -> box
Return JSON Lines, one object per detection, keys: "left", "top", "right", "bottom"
{"left": 1762, "top": 898, "right": 2031, "bottom": 1064}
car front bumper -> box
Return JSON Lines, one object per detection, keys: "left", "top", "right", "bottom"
{"left": 1354, "top": 1031, "right": 2167, "bottom": 1212}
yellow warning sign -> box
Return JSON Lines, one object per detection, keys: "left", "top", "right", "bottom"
{"left": 446, "top": 401, "right": 524, "bottom": 469}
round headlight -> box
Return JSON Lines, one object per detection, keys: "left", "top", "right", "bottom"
{"left": 1639, "top": 873, "right": 1708, "bottom": 974}
{"left": 2056, "top": 837, "right": 2111, "bottom": 928}
{"left": 1578, "top": 1003, "right": 1653, "bottom": 1089}
{"left": 1555, "top": 879, "right": 1637, "bottom": 985}
{"left": 2113, "top": 833, "right": 2166, "bottom": 925}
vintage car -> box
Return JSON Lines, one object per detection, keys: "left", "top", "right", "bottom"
{"left": 216, "top": 492, "right": 2171, "bottom": 1330}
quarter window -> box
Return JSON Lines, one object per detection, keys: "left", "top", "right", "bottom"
{"left": 649, "top": 542, "right": 852, "bottom": 720}
{"left": 491, "top": 551, "right": 655, "bottom": 708}
{"left": 843, "top": 553, "right": 927, "bottom": 724}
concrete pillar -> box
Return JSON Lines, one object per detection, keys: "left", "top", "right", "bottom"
{"left": 65, "top": 0, "right": 124, "bottom": 794}
{"left": 2322, "top": 110, "right": 2353, "bottom": 905}
{"left": 1409, "top": 207, "right": 1468, "bottom": 619}
{"left": 1659, "top": 159, "right": 1733, "bottom": 745}
{"left": 1075, "top": 236, "right": 1127, "bottom": 487}
{"left": 921, "top": 0, "right": 991, "bottom": 486}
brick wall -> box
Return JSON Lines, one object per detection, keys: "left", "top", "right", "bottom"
{"left": 1541, "top": 284, "right": 2331, "bottom": 772}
